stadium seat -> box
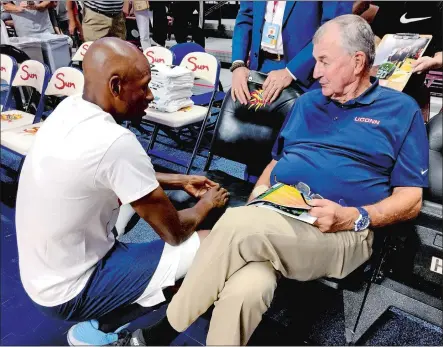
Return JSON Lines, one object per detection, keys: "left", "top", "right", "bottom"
{"left": 0, "top": 60, "right": 50, "bottom": 132}
{"left": 70, "top": 41, "right": 93, "bottom": 70}
{"left": 143, "top": 46, "right": 174, "bottom": 65}
{"left": 0, "top": 54, "right": 18, "bottom": 111}
{"left": 143, "top": 51, "right": 221, "bottom": 174}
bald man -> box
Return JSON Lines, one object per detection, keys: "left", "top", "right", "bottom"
{"left": 15, "top": 38, "right": 229, "bottom": 346}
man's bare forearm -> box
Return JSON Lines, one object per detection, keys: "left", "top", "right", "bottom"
{"left": 3, "top": 3, "right": 22, "bottom": 12}
{"left": 66, "top": 0, "right": 75, "bottom": 20}
{"left": 176, "top": 200, "right": 213, "bottom": 242}
{"left": 363, "top": 186, "right": 423, "bottom": 228}
{"left": 247, "top": 159, "right": 278, "bottom": 202}
{"left": 156, "top": 172, "right": 188, "bottom": 190}
{"left": 36, "top": 1, "right": 56, "bottom": 11}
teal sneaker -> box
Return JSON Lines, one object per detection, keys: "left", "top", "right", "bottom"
{"left": 67, "top": 319, "right": 128, "bottom": 346}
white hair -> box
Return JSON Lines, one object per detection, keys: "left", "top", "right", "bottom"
{"left": 313, "top": 14, "right": 375, "bottom": 70}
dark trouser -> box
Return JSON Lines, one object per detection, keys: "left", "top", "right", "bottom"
{"left": 150, "top": 1, "right": 168, "bottom": 46}
{"left": 171, "top": 1, "right": 205, "bottom": 48}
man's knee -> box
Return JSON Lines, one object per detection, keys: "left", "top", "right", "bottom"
{"left": 212, "top": 207, "right": 263, "bottom": 238}
{"left": 224, "top": 262, "right": 278, "bottom": 310}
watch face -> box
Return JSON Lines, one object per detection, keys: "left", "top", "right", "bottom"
{"left": 357, "top": 215, "right": 370, "bottom": 231}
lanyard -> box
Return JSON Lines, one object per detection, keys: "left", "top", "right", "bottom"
{"left": 271, "top": 1, "right": 279, "bottom": 23}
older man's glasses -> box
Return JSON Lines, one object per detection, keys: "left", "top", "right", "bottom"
{"left": 295, "top": 182, "right": 324, "bottom": 202}
{"left": 274, "top": 176, "right": 323, "bottom": 203}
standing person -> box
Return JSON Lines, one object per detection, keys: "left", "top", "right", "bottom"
{"left": 369, "top": 1, "right": 442, "bottom": 120}
{"left": 171, "top": 1, "right": 205, "bottom": 48}
{"left": 15, "top": 37, "right": 229, "bottom": 346}
{"left": 2, "top": 1, "right": 57, "bottom": 37}
{"left": 54, "top": 0, "right": 70, "bottom": 35}
{"left": 149, "top": 1, "right": 168, "bottom": 46}
{"left": 230, "top": 1, "right": 354, "bottom": 105}
{"left": 66, "top": 0, "right": 83, "bottom": 43}
{"left": 124, "top": 0, "right": 151, "bottom": 50}
{"left": 81, "top": 0, "right": 126, "bottom": 41}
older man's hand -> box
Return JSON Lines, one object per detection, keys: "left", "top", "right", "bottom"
{"left": 262, "top": 68, "right": 293, "bottom": 104}
{"left": 308, "top": 199, "right": 360, "bottom": 233}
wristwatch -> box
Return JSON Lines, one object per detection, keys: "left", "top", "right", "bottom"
{"left": 354, "top": 207, "right": 370, "bottom": 232}
{"left": 230, "top": 61, "right": 246, "bottom": 72}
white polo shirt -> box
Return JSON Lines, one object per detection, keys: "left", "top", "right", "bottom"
{"left": 15, "top": 95, "right": 159, "bottom": 307}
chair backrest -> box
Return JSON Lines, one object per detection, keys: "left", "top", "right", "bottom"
{"left": 170, "top": 42, "right": 205, "bottom": 65}
{"left": 208, "top": 71, "right": 303, "bottom": 177}
{"left": 12, "top": 60, "right": 50, "bottom": 94}
{"left": 11, "top": 60, "right": 50, "bottom": 119}
{"left": 71, "top": 41, "right": 93, "bottom": 62}
{"left": 180, "top": 51, "right": 220, "bottom": 87}
{"left": 0, "top": 54, "right": 18, "bottom": 111}
{"left": 0, "top": 44, "right": 30, "bottom": 64}
{"left": 1, "top": 20, "right": 9, "bottom": 45}
{"left": 0, "top": 54, "right": 17, "bottom": 85}
{"left": 426, "top": 111, "right": 442, "bottom": 204}
{"left": 45, "top": 67, "right": 85, "bottom": 97}
{"left": 143, "top": 46, "right": 174, "bottom": 65}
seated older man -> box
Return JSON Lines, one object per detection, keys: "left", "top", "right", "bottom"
{"left": 15, "top": 38, "right": 229, "bottom": 346}
{"left": 115, "top": 14, "right": 429, "bottom": 346}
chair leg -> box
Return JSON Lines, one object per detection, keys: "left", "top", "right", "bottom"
{"left": 203, "top": 151, "right": 213, "bottom": 171}
{"left": 342, "top": 279, "right": 373, "bottom": 345}
{"left": 147, "top": 124, "right": 160, "bottom": 152}
{"left": 186, "top": 107, "right": 212, "bottom": 174}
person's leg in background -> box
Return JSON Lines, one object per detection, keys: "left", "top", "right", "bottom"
{"left": 134, "top": 9, "right": 151, "bottom": 50}
{"left": 82, "top": 7, "right": 113, "bottom": 41}
{"left": 189, "top": 1, "right": 205, "bottom": 48}
{"left": 172, "top": 1, "right": 191, "bottom": 44}
{"left": 150, "top": 1, "right": 168, "bottom": 46}
{"left": 110, "top": 12, "right": 127, "bottom": 40}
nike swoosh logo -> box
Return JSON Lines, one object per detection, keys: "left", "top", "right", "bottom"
{"left": 400, "top": 13, "right": 432, "bottom": 24}
{"left": 421, "top": 169, "right": 428, "bottom": 175}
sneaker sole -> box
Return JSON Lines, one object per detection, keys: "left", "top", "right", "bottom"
{"left": 66, "top": 323, "right": 130, "bottom": 346}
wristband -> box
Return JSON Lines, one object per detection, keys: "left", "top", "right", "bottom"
{"left": 230, "top": 61, "right": 246, "bottom": 73}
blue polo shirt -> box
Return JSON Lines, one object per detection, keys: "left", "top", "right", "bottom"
{"left": 271, "top": 79, "right": 429, "bottom": 207}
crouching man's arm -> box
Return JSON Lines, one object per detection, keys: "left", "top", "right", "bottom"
{"left": 132, "top": 185, "right": 229, "bottom": 246}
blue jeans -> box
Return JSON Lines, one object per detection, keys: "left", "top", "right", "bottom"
{"left": 35, "top": 240, "right": 165, "bottom": 322}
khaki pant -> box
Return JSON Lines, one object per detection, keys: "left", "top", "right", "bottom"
{"left": 82, "top": 7, "right": 126, "bottom": 42}
{"left": 167, "top": 206, "right": 373, "bottom": 345}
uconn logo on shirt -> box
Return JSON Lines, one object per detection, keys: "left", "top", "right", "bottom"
{"left": 354, "top": 117, "right": 380, "bottom": 126}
